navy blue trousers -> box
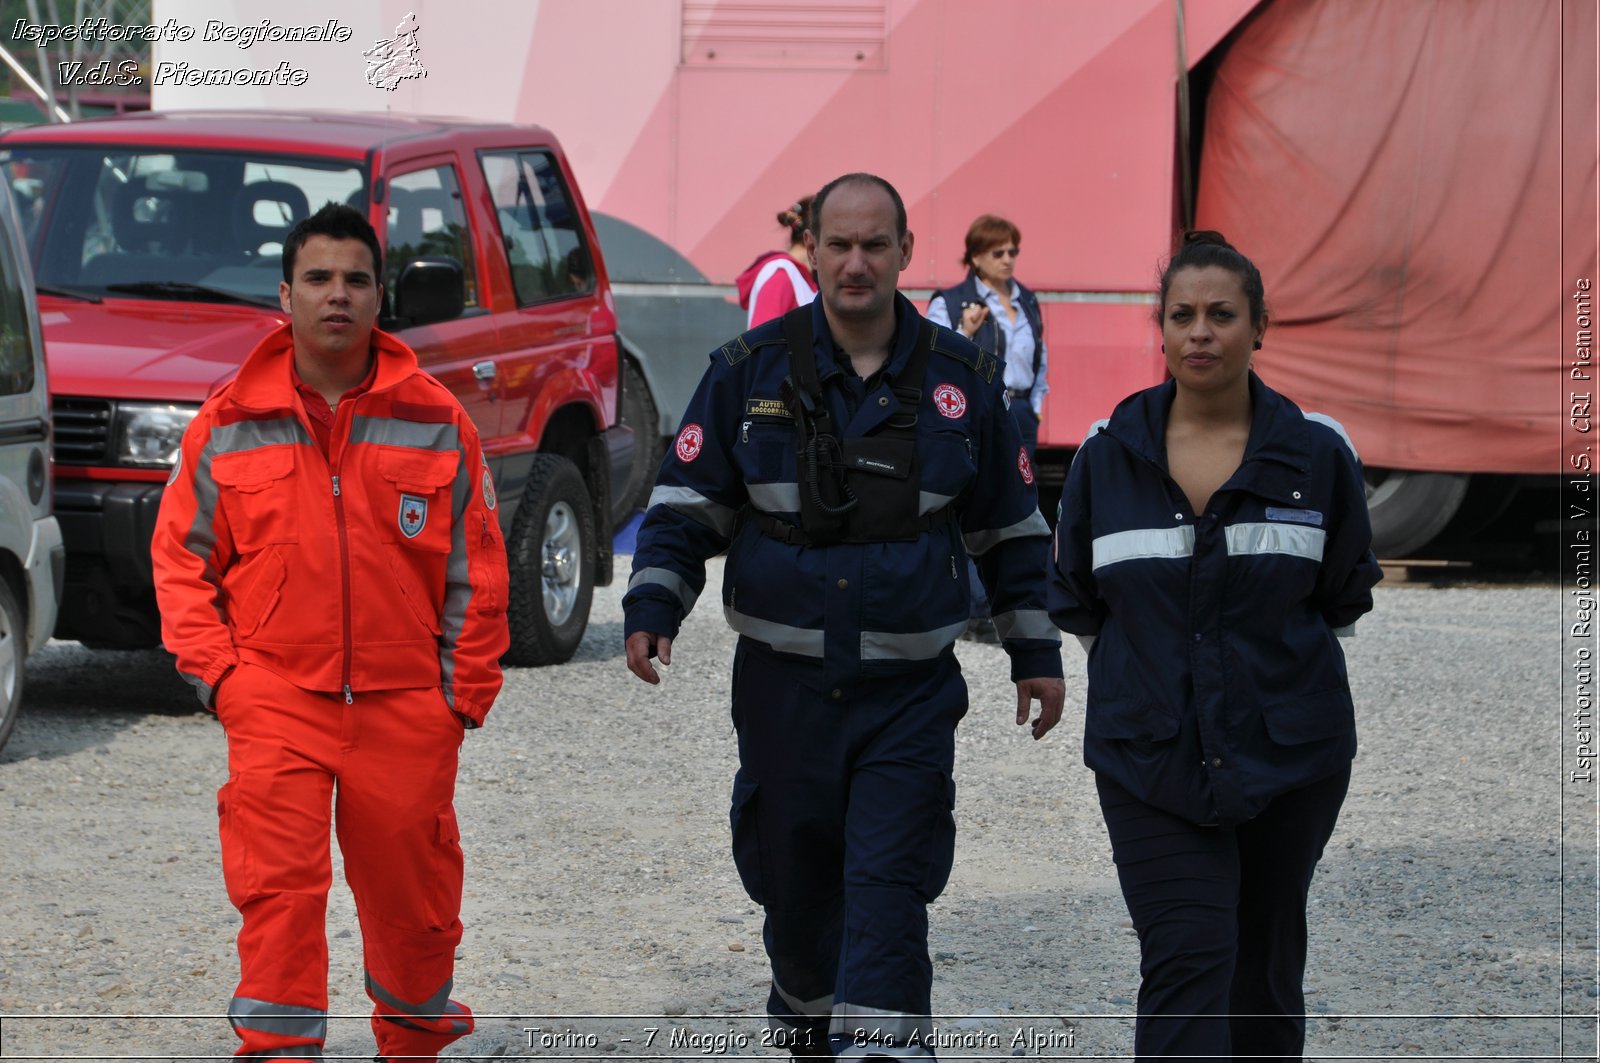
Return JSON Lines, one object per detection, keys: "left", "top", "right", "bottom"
{"left": 729, "top": 641, "right": 966, "bottom": 1057}
{"left": 1096, "top": 767, "right": 1350, "bottom": 1063}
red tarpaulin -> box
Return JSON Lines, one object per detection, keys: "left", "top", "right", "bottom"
{"left": 1196, "top": 0, "right": 1591, "bottom": 473}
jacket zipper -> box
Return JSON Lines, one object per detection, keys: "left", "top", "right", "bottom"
{"left": 332, "top": 472, "right": 353, "bottom": 704}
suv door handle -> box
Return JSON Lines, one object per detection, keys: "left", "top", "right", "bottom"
{"left": 473, "top": 361, "right": 497, "bottom": 382}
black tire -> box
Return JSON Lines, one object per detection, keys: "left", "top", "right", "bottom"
{"left": 503, "top": 454, "right": 596, "bottom": 666}
{"left": 1364, "top": 468, "right": 1470, "bottom": 559}
{"left": 617, "top": 357, "right": 663, "bottom": 521}
{"left": 0, "top": 578, "right": 25, "bottom": 755}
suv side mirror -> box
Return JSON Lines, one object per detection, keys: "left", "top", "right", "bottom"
{"left": 389, "top": 256, "right": 464, "bottom": 328}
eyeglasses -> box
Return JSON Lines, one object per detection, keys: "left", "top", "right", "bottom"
{"left": 988, "top": 247, "right": 1020, "bottom": 259}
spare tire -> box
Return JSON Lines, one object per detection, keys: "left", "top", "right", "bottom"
{"left": 1364, "top": 468, "right": 1469, "bottom": 559}
{"left": 615, "top": 357, "right": 663, "bottom": 523}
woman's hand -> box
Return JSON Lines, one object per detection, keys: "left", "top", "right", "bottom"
{"left": 959, "top": 301, "right": 990, "bottom": 337}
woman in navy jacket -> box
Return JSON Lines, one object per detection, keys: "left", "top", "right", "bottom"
{"left": 1048, "top": 231, "right": 1381, "bottom": 1061}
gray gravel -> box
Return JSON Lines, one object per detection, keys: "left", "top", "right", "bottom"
{"left": 0, "top": 565, "right": 1592, "bottom": 1061}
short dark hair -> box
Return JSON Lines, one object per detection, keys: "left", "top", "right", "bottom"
{"left": 282, "top": 202, "right": 383, "bottom": 284}
{"left": 810, "top": 173, "right": 907, "bottom": 241}
{"left": 1157, "top": 229, "right": 1267, "bottom": 328}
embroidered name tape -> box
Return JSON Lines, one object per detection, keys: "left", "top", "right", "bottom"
{"left": 1265, "top": 506, "right": 1323, "bottom": 526}
{"left": 745, "top": 398, "right": 792, "bottom": 419}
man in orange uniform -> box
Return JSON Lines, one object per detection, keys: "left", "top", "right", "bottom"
{"left": 152, "top": 203, "right": 509, "bottom": 1061}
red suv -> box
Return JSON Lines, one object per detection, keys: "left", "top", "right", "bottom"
{"left": 0, "top": 111, "right": 632, "bottom": 665}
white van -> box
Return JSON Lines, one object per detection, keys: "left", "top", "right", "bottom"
{"left": 0, "top": 174, "right": 62, "bottom": 754}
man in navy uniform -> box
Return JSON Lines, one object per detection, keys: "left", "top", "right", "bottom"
{"left": 624, "top": 173, "right": 1063, "bottom": 1059}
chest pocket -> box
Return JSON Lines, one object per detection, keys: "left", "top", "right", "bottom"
{"left": 211, "top": 446, "right": 300, "bottom": 552}
{"left": 738, "top": 415, "right": 795, "bottom": 483}
{"left": 375, "top": 447, "right": 460, "bottom": 551}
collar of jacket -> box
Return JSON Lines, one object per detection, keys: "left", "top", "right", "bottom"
{"left": 225, "top": 323, "right": 420, "bottom": 412}
{"left": 1102, "top": 372, "right": 1314, "bottom": 501}
{"left": 807, "top": 291, "right": 924, "bottom": 385}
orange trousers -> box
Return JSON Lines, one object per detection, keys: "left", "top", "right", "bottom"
{"left": 214, "top": 662, "right": 474, "bottom": 1060}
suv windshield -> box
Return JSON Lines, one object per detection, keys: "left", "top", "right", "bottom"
{"left": 1, "top": 147, "right": 366, "bottom": 306}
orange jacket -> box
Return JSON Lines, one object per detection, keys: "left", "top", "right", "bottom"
{"left": 152, "top": 325, "right": 509, "bottom": 725}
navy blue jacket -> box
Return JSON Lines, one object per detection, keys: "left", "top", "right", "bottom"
{"left": 626, "top": 294, "right": 1062, "bottom": 686}
{"left": 930, "top": 272, "right": 1046, "bottom": 409}
{"left": 1048, "top": 373, "right": 1381, "bottom": 825}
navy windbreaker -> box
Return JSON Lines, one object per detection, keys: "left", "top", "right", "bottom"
{"left": 1048, "top": 373, "right": 1381, "bottom": 825}
{"left": 625, "top": 294, "right": 1062, "bottom": 686}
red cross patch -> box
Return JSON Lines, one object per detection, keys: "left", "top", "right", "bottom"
{"left": 933, "top": 383, "right": 967, "bottom": 419}
{"left": 1018, "top": 446, "right": 1035, "bottom": 485}
{"left": 675, "top": 423, "right": 705, "bottom": 463}
{"left": 399, "top": 493, "right": 428, "bottom": 538}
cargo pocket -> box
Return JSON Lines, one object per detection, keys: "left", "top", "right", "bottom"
{"left": 216, "top": 777, "right": 262, "bottom": 911}
{"left": 375, "top": 447, "right": 460, "bottom": 551}
{"left": 211, "top": 446, "right": 299, "bottom": 552}
{"left": 1085, "top": 698, "right": 1181, "bottom": 742}
{"left": 918, "top": 773, "right": 958, "bottom": 902}
{"left": 729, "top": 773, "right": 765, "bottom": 905}
{"left": 423, "top": 807, "right": 465, "bottom": 931}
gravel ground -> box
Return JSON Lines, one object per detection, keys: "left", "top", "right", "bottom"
{"left": 0, "top": 565, "right": 1593, "bottom": 1061}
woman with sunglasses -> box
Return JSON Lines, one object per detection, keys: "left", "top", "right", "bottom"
{"left": 928, "top": 214, "right": 1046, "bottom": 456}
{"left": 929, "top": 214, "right": 1048, "bottom": 641}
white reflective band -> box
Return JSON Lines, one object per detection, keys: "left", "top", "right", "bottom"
{"left": 831, "top": 1004, "right": 934, "bottom": 1051}
{"left": 227, "top": 997, "right": 327, "bottom": 1040}
{"left": 1092, "top": 525, "right": 1195, "bottom": 570}
{"left": 628, "top": 567, "right": 700, "bottom": 613}
{"left": 860, "top": 620, "right": 968, "bottom": 660}
{"left": 991, "top": 609, "right": 1060, "bottom": 643}
{"left": 1304, "top": 411, "right": 1360, "bottom": 460}
{"left": 650, "top": 485, "right": 738, "bottom": 537}
{"left": 963, "top": 510, "right": 1050, "bottom": 556}
{"left": 748, "top": 481, "right": 801, "bottom": 514}
{"left": 919, "top": 490, "right": 956, "bottom": 515}
{"left": 772, "top": 976, "right": 834, "bottom": 1018}
{"left": 725, "top": 606, "right": 825, "bottom": 657}
{"left": 1225, "top": 521, "right": 1326, "bottom": 562}
{"left": 1333, "top": 623, "right": 1356, "bottom": 638}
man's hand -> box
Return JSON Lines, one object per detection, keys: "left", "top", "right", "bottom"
{"left": 625, "top": 631, "right": 673, "bottom": 684}
{"left": 1015, "top": 676, "right": 1064, "bottom": 740}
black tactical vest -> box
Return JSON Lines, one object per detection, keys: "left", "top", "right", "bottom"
{"left": 750, "top": 306, "right": 952, "bottom": 546}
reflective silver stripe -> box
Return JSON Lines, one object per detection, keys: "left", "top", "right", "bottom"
{"left": 438, "top": 440, "right": 475, "bottom": 710}
{"left": 1304, "top": 411, "right": 1359, "bottom": 460}
{"left": 365, "top": 970, "right": 453, "bottom": 1017}
{"left": 860, "top": 620, "right": 967, "bottom": 661}
{"left": 209, "top": 417, "right": 312, "bottom": 455}
{"left": 348, "top": 414, "right": 460, "bottom": 451}
{"left": 919, "top": 490, "right": 956, "bottom": 516}
{"left": 1333, "top": 624, "right": 1356, "bottom": 638}
{"left": 831, "top": 1005, "right": 934, "bottom": 1050}
{"left": 748, "top": 481, "right": 801, "bottom": 513}
{"left": 1225, "top": 521, "right": 1326, "bottom": 562}
{"left": 1092, "top": 525, "right": 1194, "bottom": 570}
{"left": 725, "top": 606, "right": 824, "bottom": 657}
{"left": 629, "top": 566, "right": 700, "bottom": 613}
{"left": 650, "top": 484, "right": 738, "bottom": 537}
{"left": 991, "top": 608, "right": 1060, "bottom": 643}
{"left": 963, "top": 509, "right": 1050, "bottom": 556}
{"left": 253, "top": 1048, "right": 322, "bottom": 1059}
{"left": 772, "top": 976, "right": 833, "bottom": 1018}
{"left": 227, "top": 997, "right": 327, "bottom": 1040}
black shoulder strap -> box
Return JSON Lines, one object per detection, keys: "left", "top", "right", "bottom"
{"left": 780, "top": 305, "right": 822, "bottom": 403}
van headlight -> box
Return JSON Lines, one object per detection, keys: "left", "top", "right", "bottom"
{"left": 116, "top": 403, "right": 199, "bottom": 467}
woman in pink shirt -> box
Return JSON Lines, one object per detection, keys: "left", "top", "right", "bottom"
{"left": 736, "top": 195, "right": 817, "bottom": 327}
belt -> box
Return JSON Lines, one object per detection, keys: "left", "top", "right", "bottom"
{"left": 1007, "top": 388, "right": 1033, "bottom": 400}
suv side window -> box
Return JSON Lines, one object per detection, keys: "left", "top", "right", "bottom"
{"left": 480, "top": 151, "right": 594, "bottom": 306}
{"left": 385, "top": 165, "right": 478, "bottom": 311}
{"left": 0, "top": 207, "right": 36, "bottom": 396}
